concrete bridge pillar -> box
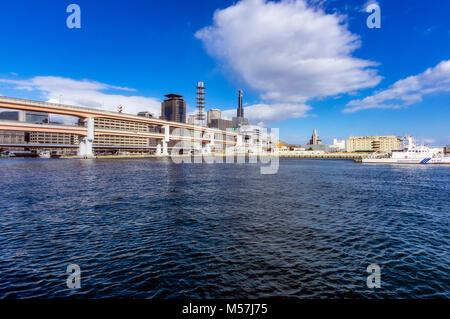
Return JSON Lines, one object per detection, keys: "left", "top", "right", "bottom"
{"left": 78, "top": 117, "right": 94, "bottom": 157}
{"left": 236, "top": 135, "right": 243, "bottom": 147}
{"left": 156, "top": 143, "right": 161, "bottom": 156}
{"left": 162, "top": 125, "right": 169, "bottom": 156}
{"left": 162, "top": 140, "right": 168, "bottom": 156}
{"left": 203, "top": 132, "right": 214, "bottom": 155}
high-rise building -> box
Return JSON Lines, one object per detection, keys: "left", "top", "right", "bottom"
{"left": 346, "top": 136, "right": 403, "bottom": 153}
{"left": 308, "top": 129, "right": 322, "bottom": 145}
{"left": 207, "top": 109, "right": 221, "bottom": 125}
{"left": 161, "top": 94, "right": 186, "bottom": 123}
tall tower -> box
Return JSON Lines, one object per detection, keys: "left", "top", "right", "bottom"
{"left": 196, "top": 81, "right": 205, "bottom": 123}
{"left": 308, "top": 129, "right": 322, "bottom": 145}
{"left": 237, "top": 89, "right": 244, "bottom": 117}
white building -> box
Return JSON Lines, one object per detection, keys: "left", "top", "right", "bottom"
{"left": 239, "top": 125, "right": 261, "bottom": 145}
{"left": 331, "top": 138, "right": 346, "bottom": 151}
{"left": 187, "top": 114, "right": 197, "bottom": 125}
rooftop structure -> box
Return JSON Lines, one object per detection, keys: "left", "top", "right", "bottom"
{"left": 165, "top": 93, "right": 183, "bottom": 99}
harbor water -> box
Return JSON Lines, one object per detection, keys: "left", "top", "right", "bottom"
{"left": 0, "top": 158, "right": 448, "bottom": 298}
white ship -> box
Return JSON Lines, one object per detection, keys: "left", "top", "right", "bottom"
{"left": 38, "top": 150, "right": 51, "bottom": 158}
{"left": 362, "top": 136, "right": 450, "bottom": 164}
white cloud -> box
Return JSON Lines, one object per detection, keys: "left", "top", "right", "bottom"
{"left": 344, "top": 60, "right": 450, "bottom": 113}
{"left": 0, "top": 76, "right": 161, "bottom": 122}
{"left": 196, "top": 0, "right": 381, "bottom": 123}
{"left": 222, "top": 103, "right": 311, "bottom": 126}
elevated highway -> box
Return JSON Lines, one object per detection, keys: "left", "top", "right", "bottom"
{"left": 0, "top": 120, "right": 237, "bottom": 144}
{"left": 0, "top": 96, "right": 238, "bottom": 136}
{"left": 0, "top": 96, "right": 240, "bottom": 156}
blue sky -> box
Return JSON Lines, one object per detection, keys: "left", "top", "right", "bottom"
{"left": 0, "top": 0, "right": 448, "bottom": 145}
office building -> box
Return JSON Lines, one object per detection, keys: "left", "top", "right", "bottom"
{"left": 90, "top": 118, "right": 149, "bottom": 147}
{"left": 0, "top": 130, "right": 25, "bottom": 144}
{"left": 29, "top": 132, "right": 79, "bottom": 145}
{"left": 207, "top": 109, "right": 221, "bottom": 125}
{"left": 161, "top": 94, "right": 186, "bottom": 123}
{"left": 347, "top": 136, "right": 403, "bottom": 153}
{"left": 209, "top": 118, "right": 235, "bottom": 131}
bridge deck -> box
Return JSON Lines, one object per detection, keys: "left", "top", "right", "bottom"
{"left": 0, "top": 96, "right": 238, "bottom": 136}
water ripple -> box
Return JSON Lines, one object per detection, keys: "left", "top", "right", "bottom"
{"left": 0, "top": 158, "right": 449, "bottom": 298}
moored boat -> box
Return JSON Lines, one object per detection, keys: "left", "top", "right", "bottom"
{"left": 361, "top": 136, "right": 450, "bottom": 164}
{"left": 39, "top": 150, "right": 51, "bottom": 158}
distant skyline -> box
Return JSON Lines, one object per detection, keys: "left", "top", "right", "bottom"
{"left": 0, "top": 0, "right": 449, "bottom": 145}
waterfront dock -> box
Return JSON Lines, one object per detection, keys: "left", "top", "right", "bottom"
{"left": 279, "top": 152, "right": 365, "bottom": 159}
